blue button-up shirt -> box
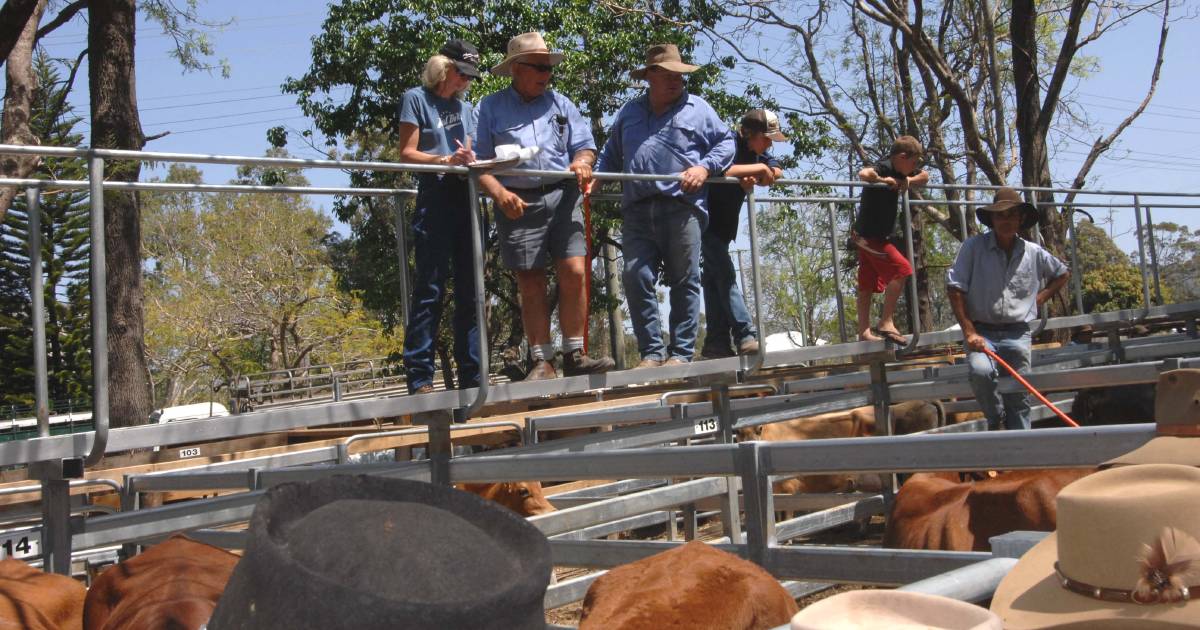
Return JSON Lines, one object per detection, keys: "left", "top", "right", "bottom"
{"left": 946, "top": 233, "right": 1069, "bottom": 324}
{"left": 475, "top": 87, "right": 596, "bottom": 189}
{"left": 596, "top": 92, "right": 735, "bottom": 217}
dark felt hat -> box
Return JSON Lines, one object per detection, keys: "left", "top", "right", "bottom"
{"left": 976, "top": 187, "right": 1039, "bottom": 230}
{"left": 208, "top": 475, "right": 551, "bottom": 630}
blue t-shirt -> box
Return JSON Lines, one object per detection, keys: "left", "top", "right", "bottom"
{"left": 397, "top": 86, "right": 477, "bottom": 158}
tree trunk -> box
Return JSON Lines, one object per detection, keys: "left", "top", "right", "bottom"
{"left": 0, "top": 0, "right": 45, "bottom": 224}
{"left": 0, "top": 0, "right": 40, "bottom": 70}
{"left": 89, "top": 0, "right": 152, "bottom": 427}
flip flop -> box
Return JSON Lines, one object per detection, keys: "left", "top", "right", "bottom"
{"left": 872, "top": 328, "right": 908, "bottom": 345}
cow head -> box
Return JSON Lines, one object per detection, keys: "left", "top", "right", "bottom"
{"left": 459, "top": 482, "right": 557, "bottom": 517}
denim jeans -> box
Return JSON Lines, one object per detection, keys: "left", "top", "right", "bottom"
{"left": 966, "top": 322, "right": 1032, "bottom": 430}
{"left": 621, "top": 196, "right": 702, "bottom": 361}
{"left": 700, "top": 230, "right": 756, "bottom": 352}
{"left": 403, "top": 176, "right": 481, "bottom": 392}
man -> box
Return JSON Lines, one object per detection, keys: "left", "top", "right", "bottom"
{"left": 475, "top": 32, "right": 615, "bottom": 380}
{"left": 947, "top": 187, "right": 1070, "bottom": 430}
{"left": 699, "top": 109, "right": 785, "bottom": 359}
{"left": 596, "top": 44, "right": 735, "bottom": 367}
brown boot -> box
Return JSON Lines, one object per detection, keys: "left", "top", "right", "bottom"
{"left": 737, "top": 337, "right": 760, "bottom": 355}
{"left": 634, "top": 356, "right": 664, "bottom": 369}
{"left": 523, "top": 360, "right": 558, "bottom": 381}
{"left": 562, "top": 349, "right": 615, "bottom": 376}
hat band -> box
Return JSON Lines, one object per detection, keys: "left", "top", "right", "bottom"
{"left": 1158, "top": 425, "right": 1200, "bottom": 436}
{"left": 1055, "top": 562, "right": 1195, "bottom": 605}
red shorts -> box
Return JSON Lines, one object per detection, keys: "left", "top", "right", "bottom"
{"left": 856, "top": 237, "right": 913, "bottom": 293}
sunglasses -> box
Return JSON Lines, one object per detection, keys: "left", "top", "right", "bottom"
{"left": 517, "top": 61, "right": 555, "bottom": 73}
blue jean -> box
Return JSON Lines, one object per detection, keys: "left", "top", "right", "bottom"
{"left": 403, "top": 176, "right": 481, "bottom": 392}
{"left": 621, "top": 197, "right": 702, "bottom": 361}
{"left": 966, "top": 323, "right": 1032, "bottom": 431}
{"left": 700, "top": 230, "right": 756, "bottom": 351}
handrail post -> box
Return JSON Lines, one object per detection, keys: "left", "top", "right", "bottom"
{"left": 463, "top": 172, "right": 490, "bottom": 418}
{"left": 1026, "top": 192, "right": 1049, "bottom": 337}
{"left": 1067, "top": 209, "right": 1085, "bottom": 314}
{"left": 392, "top": 193, "right": 412, "bottom": 327}
{"left": 898, "top": 190, "right": 921, "bottom": 355}
{"left": 1132, "top": 194, "right": 1152, "bottom": 314}
{"left": 1144, "top": 202, "right": 1163, "bottom": 305}
{"left": 737, "top": 441, "right": 774, "bottom": 567}
{"left": 27, "top": 187, "right": 50, "bottom": 437}
{"left": 745, "top": 188, "right": 766, "bottom": 370}
{"left": 712, "top": 384, "right": 743, "bottom": 545}
{"left": 827, "top": 202, "right": 848, "bottom": 343}
{"left": 86, "top": 155, "right": 108, "bottom": 467}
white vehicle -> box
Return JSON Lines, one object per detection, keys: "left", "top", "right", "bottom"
{"left": 150, "top": 402, "right": 229, "bottom": 424}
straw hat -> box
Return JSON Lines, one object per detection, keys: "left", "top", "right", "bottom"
{"left": 977, "top": 187, "right": 1039, "bottom": 231}
{"left": 790, "top": 590, "right": 1002, "bottom": 629}
{"left": 490, "top": 32, "right": 563, "bottom": 77}
{"left": 990, "top": 464, "right": 1200, "bottom": 629}
{"left": 1105, "top": 368, "right": 1200, "bottom": 468}
{"left": 207, "top": 475, "right": 552, "bottom": 630}
{"left": 630, "top": 43, "right": 700, "bottom": 80}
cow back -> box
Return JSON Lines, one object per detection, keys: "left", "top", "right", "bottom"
{"left": 0, "top": 558, "right": 85, "bottom": 630}
{"left": 84, "top": 534, "right": 239, "bottom": 630}
{"left": 579, "top": 540, "right": 797, "bottom": 630}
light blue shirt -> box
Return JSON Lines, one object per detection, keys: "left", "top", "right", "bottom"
{"left": 397, "top": 86, "right": 476, "bottom": 158}
{"left": 475, "top": 87, "right": 596, "bottom": 189}
{"left": 946, "top": 232, "right": 1069, "bottom": 325}
{"left": 595, "top": 92, "right": 735, "bottom": 216}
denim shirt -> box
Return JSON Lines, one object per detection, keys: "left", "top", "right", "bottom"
{"left": 596, "top": 92, "right": 735, "bottom": 216}
{"left": 475, "top": 87, "right": 596, "bottom": 189}
{"left": 946, "top": 232, "right": 1069, "bottom": 324}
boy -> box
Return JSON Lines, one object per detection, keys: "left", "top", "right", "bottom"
{"left": 699, "top": 109, "right": 785, "bottom": 358}
{"left": 853, "top": 135, "right": 928, "bottom": 343}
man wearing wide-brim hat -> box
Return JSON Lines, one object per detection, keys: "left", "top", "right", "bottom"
{"left": 474, "top": 32, "right": 615, "bottom": 380}
{"left": 946, "top": 187, "right": 1070, "bottom": 430}
{"left": 596, "top": 44, "right": 735, "bottom": 368}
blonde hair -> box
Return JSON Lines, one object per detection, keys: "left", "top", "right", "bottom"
{"left": 421, "top": 55, "right": 463, "bottom": 96}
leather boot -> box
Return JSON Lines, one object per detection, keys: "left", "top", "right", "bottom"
{"left": 562, "top": 349, "right": 615, "bottom": 376}
{"left": 523, "top": 360, "right": 558, "bottom": 381}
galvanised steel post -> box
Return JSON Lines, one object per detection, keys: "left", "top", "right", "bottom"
{"left": 463, "top": 171, "right": 490, "bottom": 418}
{"left": 86, "top": 155, "right": 108, "bottom": 467}
{"left": 392, "top": 194, "right": 412, "bottom": 327}
{"left": 737, "top": 441, "right": 774, "bottom": 567}
{"left": 1067, "top": 209, "right": 1085, "bottom": 314}
{"left": 745, "top": 188, "right": 765, "bottom": 370}
{"left": 27, "top": 187, "right": 49, "bottom": 437}
{"left": 827, "top": 202, "right": 848, "bottom": 343}
{"left": 1026, "top": 193, "right": 1049, "bottom": 337}
{"left": 1132, "top": 194, "right": 1152, "bottom": 311}
{"left": 712, "top": 384, "right": 743, "bottom": 545}
{"left": 1145, "top": 205, "right": 1163, "bottom": 305}
{"left": 897, "top": 191, "right": 921, "bottom": 355}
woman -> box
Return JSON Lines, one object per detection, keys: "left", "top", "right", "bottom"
{"left": 397, "top": 40, "right": 482, "bottom": 394}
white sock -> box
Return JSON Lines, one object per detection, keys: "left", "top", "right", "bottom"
{"left": 564, "top": 337, "right": 584, "bottom": 353}
{"left": 532, "top": 344, "right": 555, "bottom": 361}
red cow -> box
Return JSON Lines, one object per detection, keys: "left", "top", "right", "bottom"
{"left": 84, "top": 534, "right": 240, "bottom": 630}
{"left": 884, "top": 468, "right": 1094, "bottom": 551}
{"left": 0, "top": 557, "right": 86, "bottom": 629}
{"left": 579, "top": 540, "right": 798, "bottom": 629}
{"left": 458, "top": 482, "right": 556, "bottom": 516}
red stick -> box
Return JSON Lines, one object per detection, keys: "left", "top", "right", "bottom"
{"left": 981, "top": 346, "right": 1080, "bottom": 428}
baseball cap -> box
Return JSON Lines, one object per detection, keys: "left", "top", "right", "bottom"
{"left": 439, "top": 39, "right": 482, "bottom": 79}
{"left": 740, "top": 109, "right": 788, "bottom": 141}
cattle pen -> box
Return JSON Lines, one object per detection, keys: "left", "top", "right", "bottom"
{"left": 2, "top": 143, "right": 1199, "bottom": 626}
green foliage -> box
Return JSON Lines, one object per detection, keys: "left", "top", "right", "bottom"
{"left": 1073, "top": 219, "right": 1130, "bottom": 272}
{"left": 1150, "top": 221, "right": 1200, "bottom": 302}
{"left": 140, "top": 0, "right": 232, "bottom": 77}
{"left": 0, "top": 54, "right": 93, "bottom": 409}
{"left": 1081, "top": 263, "right": 1156, "bottom": 314}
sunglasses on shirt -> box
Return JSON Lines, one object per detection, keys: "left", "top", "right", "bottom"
{"left": 517, "top": 61, "right": 555, "bottom": 73}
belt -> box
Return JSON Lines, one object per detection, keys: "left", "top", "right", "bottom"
{"left": 510, "top": 181, "right": 568, "bottom": 194}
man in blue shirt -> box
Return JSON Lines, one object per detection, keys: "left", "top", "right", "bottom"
{"left": 947, "top": 187, "right": 1070, "bottom": 430}
{"left": 596, "top": 44, "right": 735, "bottom": 367}
{"left": 699, "top": 109, "right": 785, "bottom": 359}
{"left": 475, "top": 32, "right": 615, "bottom": 380}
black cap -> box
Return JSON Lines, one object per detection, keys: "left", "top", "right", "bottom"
{"left": 439, "top": 39, "right": 482, "bottom": 79}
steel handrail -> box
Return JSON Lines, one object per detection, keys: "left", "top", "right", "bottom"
{"left": 336, "top": 420, "right": 526, "bottom": 463}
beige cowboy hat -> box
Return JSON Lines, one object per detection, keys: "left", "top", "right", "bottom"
{"left": 1104, "top": 368, "right": 1200, "bottom": 468}
{"left": 790, "top": 590, "right": 1002, "bottom": 629}
{"left": 977, "top": 187, "right": 1039, "bottom": 231}
{"left": 490, "top": 32, "right": 564, "bottom": 77}
{"left": 630, "top": 43, "right": 700, "bottom": 80}
{"left": 990, "top": 464, "right": 1200, "bottom": 629}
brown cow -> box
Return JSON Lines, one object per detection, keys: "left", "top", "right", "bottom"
{"left": 0, "top": 557, "right": 86, "bottom": 630}
{"left": 739, "top": 400, "right": 943, "bottom": 493}
{"left": 84, "top": 534, "right": 239, "bottom": 630}
{"left": 579, "top": 540, "right": 797, "bottom": 630}
{"left": 883, "top": 468, "right": 1094, "bottom": 552}
{"left": 457, "top": 482, "right": 556, "bottom": 516}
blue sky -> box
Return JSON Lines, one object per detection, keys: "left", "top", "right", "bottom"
{"left": 35, "top": 1, "right": 1200, "bottom": 242}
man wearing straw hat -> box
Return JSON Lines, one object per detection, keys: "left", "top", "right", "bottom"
{"left": 947, "top": 187, "right": 1069, "bottom": 430}
{"left": 475, "top": 32, "right": 615, "bottom": 381}
{"left": 596, "top": 44, "right": 735, "bottom": 368}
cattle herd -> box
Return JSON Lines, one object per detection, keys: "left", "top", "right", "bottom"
{"left": 0, "top": 384, "right": 1162, "bottom": 629}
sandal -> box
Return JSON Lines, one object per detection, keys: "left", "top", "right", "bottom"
{"left": 872, "top": 328, "right": 908, "bottom": 345}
